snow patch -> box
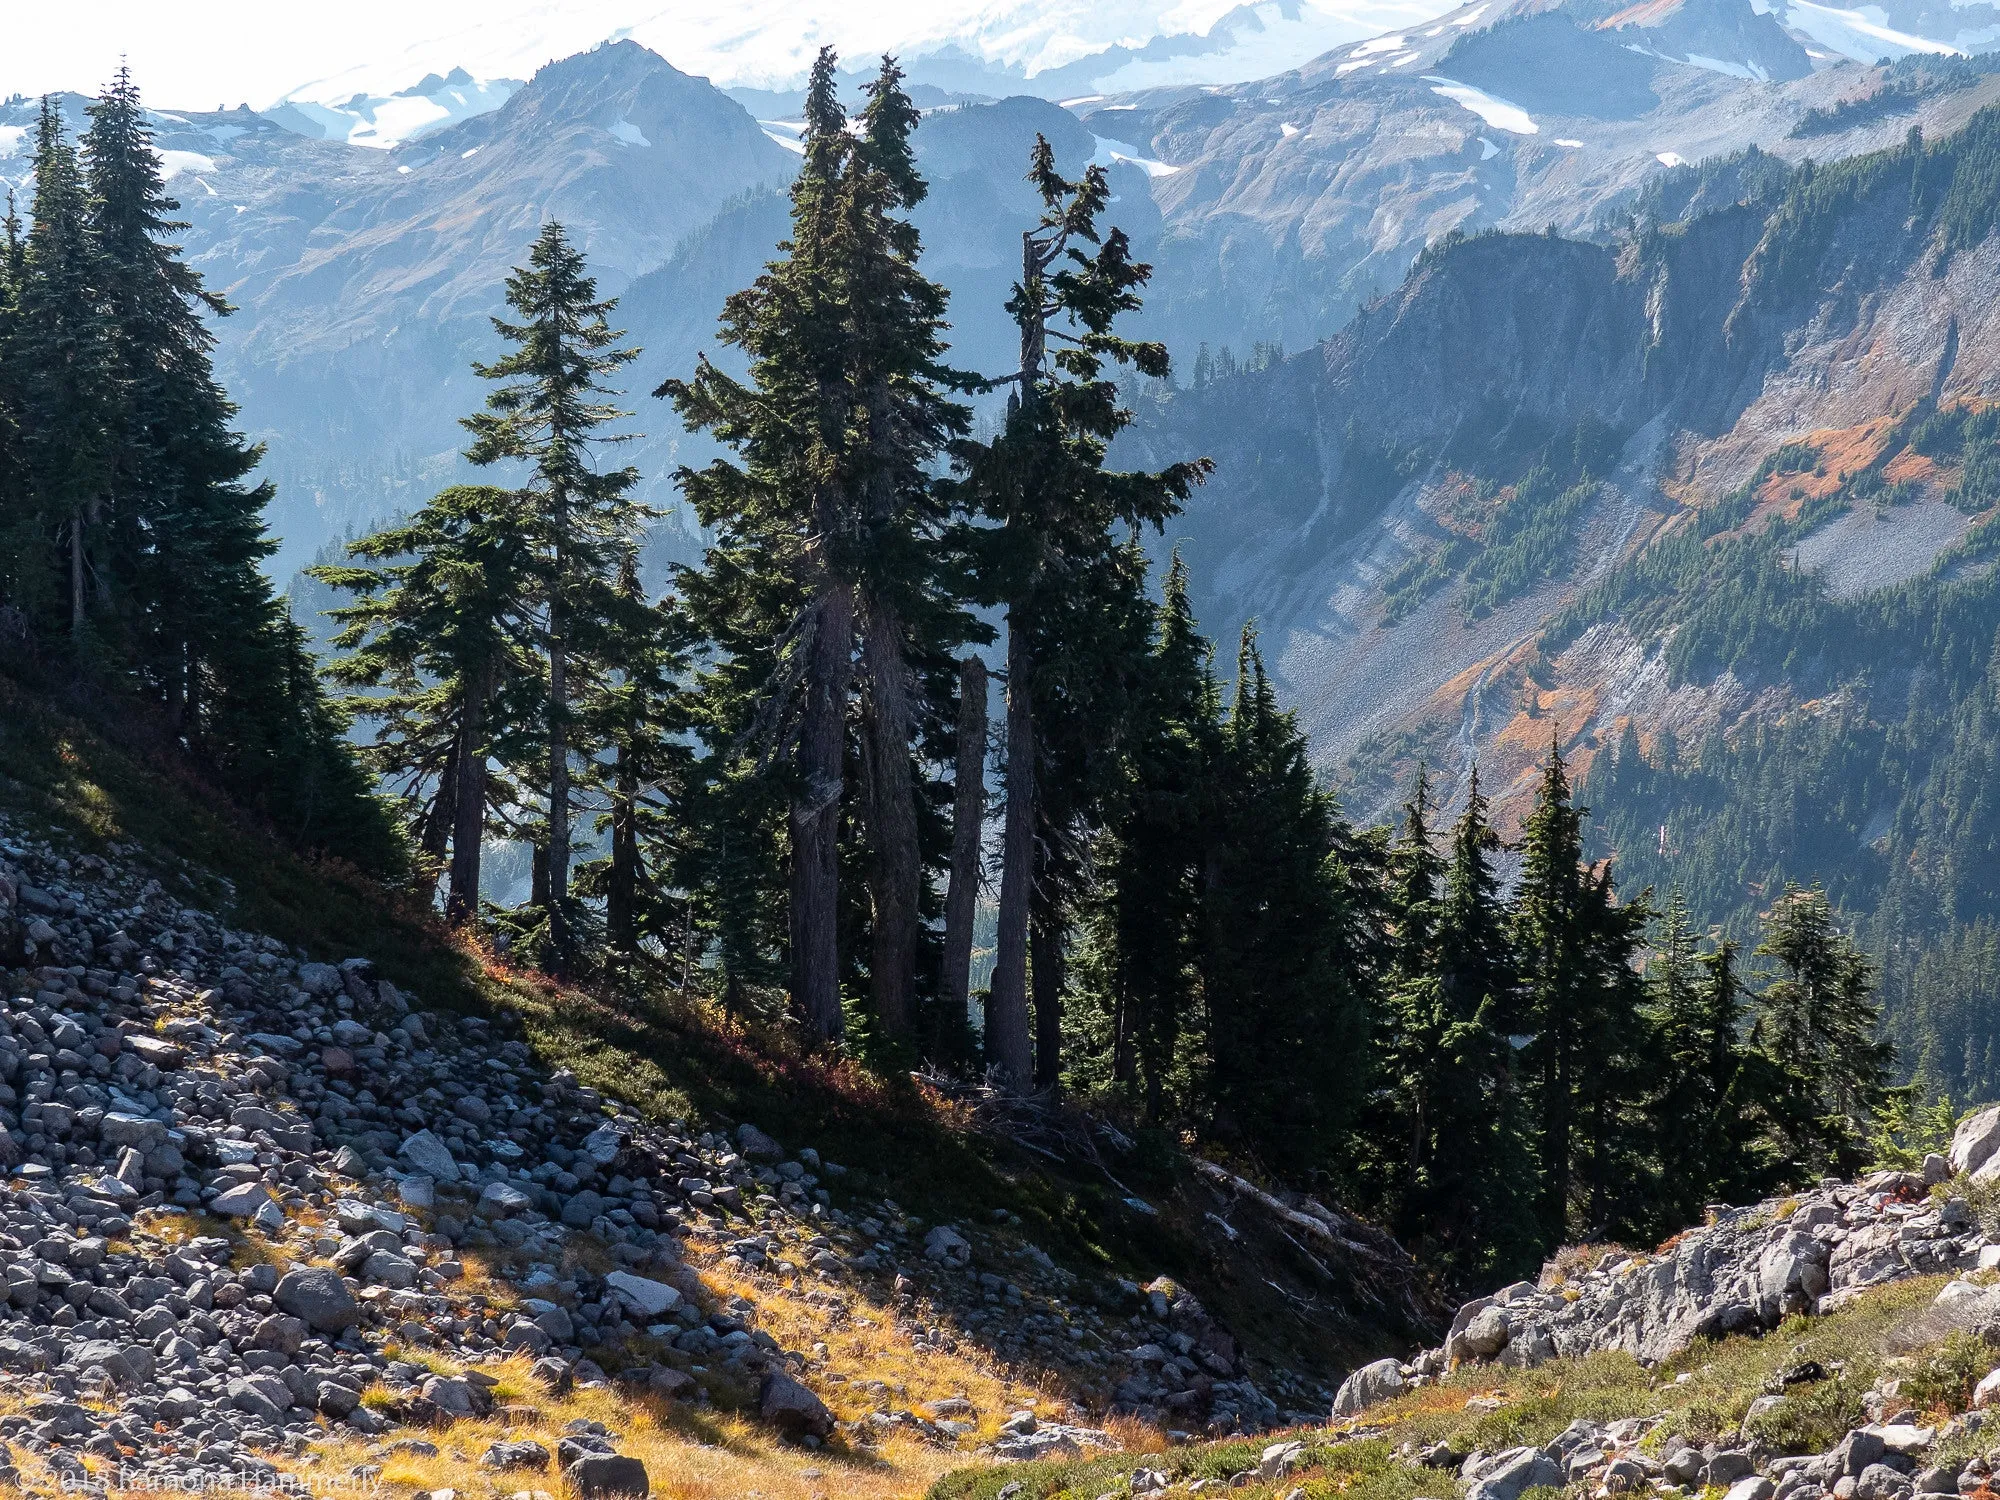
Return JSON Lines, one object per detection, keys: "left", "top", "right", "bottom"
{"left": 1059, "top": 95, "right": 1106, "bottom": 108}
{"left": 762, "top": 128, "right": 806, "bottom": 155}
{"left": 1555, "top": 137, "right": 1583, "bottom": 147}
{"left": 1454, "top": 4, "right": 1490, "bottom": 23}
{"left": 1424, "top": 76, "right": 1538, "bottom": 134}
{"left": 0, "top": 125, "right": 25, "bottom": 159}
{"left": 1091, "top": 136, "right": 1182, "bottom": 175}
{"left": 1280, "top": 121, "right": 1302, "bottom": 136}
{"left": 1350, "top": 33, "right": 1410, "bottom": 56}
{"left": 1479, "top": 135, "right": 1500, "bottom": 158}
{"left": 461, "top": 147, "right": 480, "bottom": 158}
{"left": 607, "top": 117, "right": 650, "bottom": 147}
{"left": 154, "top": 149, "right": 217, "bottom": 179}
{"left": 1780, "top": 0, "right": 1964, "bottom": 60}
{"left": 1681, "top": 51, "right": 1772, "bottom": 79}
{"left": 1656, "top": 150, "right": 1686, "bottom": 165}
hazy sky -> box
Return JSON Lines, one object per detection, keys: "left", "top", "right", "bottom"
{"left": 4, "top": 0, "right": 1430, "bottom": 107}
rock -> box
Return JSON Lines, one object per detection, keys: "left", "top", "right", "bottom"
{"left": 1465, "top": 1448, "right": 1565, "bottom": 1500}
{"left": 298, "top": 962, "right": 343, "bottom": 996}
{"left": 1261, "top": 1441, "right": 1307, "bottom": 1479}
{"left": 1725, "top": 1480, "right": 1776, "bottom": 1500}
{"left": 483, "top": 1441, "right": 551, "bottom": 1472}
{"left": 211, "top": 1181, "right": 271, "bottom": 1217}
{"left": 1922, "top": 1153, "right": 1951, "bottom": 1186}
{"left": 759, "top": 1369, "right": 836, "bottom": 1439}
{"left": 604, "top": 1271, "right": 682, "bottom": 1319}
{"left": 399, "top": 1130, "right": 460, "bottom": 1181}
{"left": 1858, "top": 1464, "right": 1916, "bottom": 1500}
{"left": 1333, "top": 1357, "right": 1406, "bottom": 1416}
{"left": 274, "top": 1266, "right": 361, "bottom": 1333}
{"left": 1461, "top": 1305, "right": 1512, "bottom": 1358}
{"left": 478, "top": 1181, "right": 533, "bottom": 1218}
{"left": 1834, "top": 1430, "right": 1888, "bottom": 1477}
{"left": 565, "top": 1454, "right": 649, "bottom": 1498}
{"left": 924, "top": 1225, "right": 973, "bottom": 1267}
{"left": 736, "top": 1123, "right": 784, "bottom": 1161}
{"left": 1975, "top": 1369, "right": 2000, "bottom": 1408}
{"left": 1706, "top": 1452, "right": 1756, "bottom": 1486}
{"left": 227, "top": 1373, "right": 293, "bottom": 1422}
{"left": 1953, "top": 1106, "right": 2000, "bottom": 1178}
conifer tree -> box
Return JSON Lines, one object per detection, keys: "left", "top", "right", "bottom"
{"left": 662, "top": 51, "right": 864, "bottom": 1040}
{"left": 464, "top": 220, "right": 642, "bottom": 972}
{"left": 16, "top": 97, "right": 110, "bottom": 645}
{"left": 1381, "top": 768, "right": 1531, "bottom": 1275}
{"left": 1199, "top": 627, "right": 1365, "bottom": 1161}
{"left": 574, "top": 563, "right": 692, "bottom": 967}
{"left": 1513, "top": 734, "right": 1653, "bottom": 1245}
{"left": 1073, "top": 553, "right": 1218, "bottom": 1115}
{"left": 1754, "top": 884, "right": 1893, "bottom": 1175}
{"left": 845, "top": 57, "right": 977, "bottom": 1042}
{"left": 962, "top": 138, "right": 1211, "bottom": 1085}
{"left": 939, "top": 653, "right": 989, "bottom": 1051}
{"left": 311, "top": 484, "right": 538, "bottom": 920}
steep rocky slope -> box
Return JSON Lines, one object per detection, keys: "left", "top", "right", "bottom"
{"left": 0, "top": 677, "right": 1439, "bottom": 1497}
{"left": 934, "top": 1112, "right": 2000, "bottom": 1499}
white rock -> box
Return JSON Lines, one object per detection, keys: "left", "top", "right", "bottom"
{"left": 1976, "top": 1368, "right": 2000, "bottom": 1409}
{"left": 604, "top": 1270, "right": 682, "bottom": 1318}
{"left": 1952, "top": 1105, "right": 2000, "bottom": 1178}
{"left": 211, "top": 1181, "right": 270, "bottom": 1217}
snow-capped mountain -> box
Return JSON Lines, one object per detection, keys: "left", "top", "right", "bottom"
{"left": 261, "top": 68, "right": 521, "bottom": 149}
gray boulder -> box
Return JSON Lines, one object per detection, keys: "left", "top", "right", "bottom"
{"left": 1332, "top": 1357, "right": 1406, "bottom": 1417}
{"left": 274, "top": 1267, "right": 360, "bottom": 1333}
{"left": 566, "top": 1454, "right": 650, "bottom": 1498}
{"left": 1465, "top": 1448, "right": 1565, "bottom": 1500}
{"left": 759, "top": 1369, "right": 835, "bottom": 1439}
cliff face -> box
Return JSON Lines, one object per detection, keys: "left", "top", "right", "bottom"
{"left": 1130, "top": 106, "right": 2000, "bottom": 842}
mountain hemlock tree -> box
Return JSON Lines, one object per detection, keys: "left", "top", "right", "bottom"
{"left": 1198, "top": 626, "right": 1367, "bottom": 1160}
{"left": 18, "top": 97, "right": 110, "bottom": 650}
{"left": 1754, "top": 884, "right": 1894, "bottom": 1175}
{"left": 310, "top": 484, "right": 538, "bottom": 921}
{"left": 1513, "top": 733, "right": 1653, "bottom": 1245}
{"left": 845, "top": 57, "right": 977, "bottom": 1043}
{"left": 662, "top": 51, "right": 865, "bottom": 1041}
{"left": 969, "top": 136, "right": 1211, "bottom": 1086}
{"left": 463, "top": 220, "right": 642, "bottom": 973}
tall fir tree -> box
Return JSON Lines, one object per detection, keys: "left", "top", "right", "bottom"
{"left": 961, "top": 137, "right": 1211, "bottom": 1085}
{"left": 1512, "top": 734, "right": 1653, "bottom": 1246}
{"left": 1753, "top": 884, "right": 1894, "bottom": 1176}
{"left": 463, "top": 220, "right": 642, "bottom": 973}
{"left": 1072, "top": 553, "right": 1218, "bottom": 1117}
{"left": 16, "top": 97, "right": 111, "bottom": 645}
{"left": 844, "top": 56, "right": 978, "bottom": 1043}
{"left": 662, "top": 50, "right": 865, "bottom": 1041}
{"left": 1198, "top": 627, "right": 1367, "bottom": 1163}
{"left": 311, "top": 484, "right": 540, "bottom": 920}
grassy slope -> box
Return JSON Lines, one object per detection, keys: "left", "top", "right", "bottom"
{"left": 929, "top": 1273, "right": 1989, "bottom": 1500}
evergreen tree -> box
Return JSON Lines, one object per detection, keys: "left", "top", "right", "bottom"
{"left": 311, "top": 484, "right": 539, "bottom": 920}
{"left": 662, "top": 50, "right": 866, "bottom": 1041}
{"left": 574, "top": 562, "right": 693, "bottom": 969}
{"left": 1513, "top": 734, "right": 1654, "bottom": 1245}
{"left": 464, "top": 220, "right": 642, "bottom": 973}
{"left": 844, "top": 57, "right": 978, "bottom": 1043}
{"left": 962, "top": 137, "right": 1211, "bottom": 1085}
{"left": 1199, "top": 627, "right": 1366, "bottom": 1162}
{"left": 1754, "top": 884, "right": 1894, "bottom": 1176}
{"left": 1071, "top": 553, "right": 1218, "bottom": 1117}
{"left": 1381, "top": 769, "right": 1534, "bottom": 1276}
{"left": 15, "top": 97, "right": 110, "bottom": 644}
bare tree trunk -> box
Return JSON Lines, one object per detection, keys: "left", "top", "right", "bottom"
{"left": 446, "top": 662, "right": 490, "bottom": 925}
{"left": 1031, "top": 895, "right": 1064, "bottom": 1089}
{"left": 792, "top": 583, "right": 855, "bottom": 1041}
{"left": 546, "top": 590, "right": 571, "bottom": 970}
{"left": 607, "top": 745, "right": 641, "bottom": 958}
{"left": 422, "top": 745, "right": 458, "bottom": 864}
{"left": 69, "top": 510, "right": 84, "bottom": 651}
{"left": 940, "top": 656, "right": 988, "bottom": 1053}
{"left": 862, "top": 604, "right": 919, "bottom": 1040}
{"left": 987, "top": 611, "right": 1035, "bottom": 1085}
